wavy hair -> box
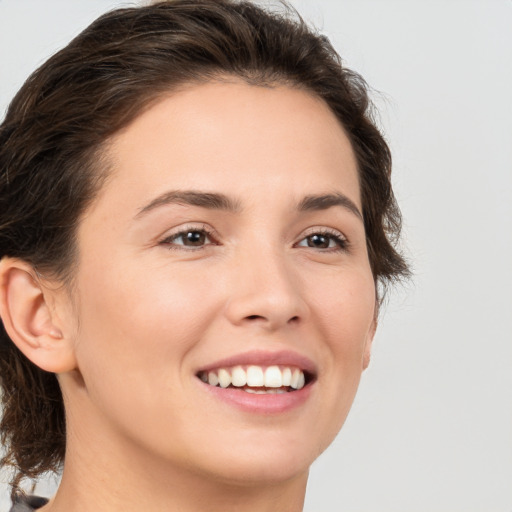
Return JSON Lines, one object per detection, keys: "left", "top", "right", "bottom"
{"left": 0, "top": 0, "right": 409, "bottom": 495}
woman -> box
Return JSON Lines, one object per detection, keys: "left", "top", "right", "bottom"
{"left": 0, "top": 1, "right": 408, "bottom": 510}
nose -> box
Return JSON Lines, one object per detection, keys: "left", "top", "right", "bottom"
{"left": 223, "top": 246, "right": 309, "bottom": 331}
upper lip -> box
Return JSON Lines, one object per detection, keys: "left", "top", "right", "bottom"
{"left": 197, "top": 349, "right": 317, "bottom": 376}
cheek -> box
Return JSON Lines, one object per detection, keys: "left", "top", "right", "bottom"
{"left": 309, "top": 265, "right": 376, "bottom": 349}
{"left": 77, "top": 257, "right": 212, "bottom": 340}
{"left": 70, "top": 258, "right": 220, "bottom": 399}
{"left": 306, "top": 265, "right": 375, "bottom": 422}
{"left": 67, "top": 258, "right": 227, "bottom": 451}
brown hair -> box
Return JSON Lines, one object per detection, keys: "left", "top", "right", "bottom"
{"left": 0, "top": 0, "right": 408, "bottom": 493}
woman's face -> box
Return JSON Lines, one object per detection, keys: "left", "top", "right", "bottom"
{"left": 61, "top": 80, "right": 376, "bottom": 485}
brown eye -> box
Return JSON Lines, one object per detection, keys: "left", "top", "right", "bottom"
{"left": 182, "top": 231, "right": 206, "bottom": 246}
{"left": 162, "top": 228, "right": 214, "bottom": 250}
{"left": 306, "top": 234, "right": 331, "bottom": 248}
{"left": 297, "top": 231, "right": 348, "bottom": 251}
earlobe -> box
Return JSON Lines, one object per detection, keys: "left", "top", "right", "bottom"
{"left": 0, "top": 258, "right": 77, "bottom": 373}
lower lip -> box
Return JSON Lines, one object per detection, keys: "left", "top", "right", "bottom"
{"left": 199, "top": 381, "right": 313, "bottom": 414}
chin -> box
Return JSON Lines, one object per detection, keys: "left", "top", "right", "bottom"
{"left": 200, "top": 454, "right": 311, "bottom": 488}
{"left": 176, "top": 429, "right": 327, "bottom": 487}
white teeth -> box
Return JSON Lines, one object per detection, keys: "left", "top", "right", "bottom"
{"left": 208, "top": 371, "right": 219, "bottom": 386}
{"left": 218, "top": 368, "right": 231, "bottom": 388}
{"left": 243, "top": 387, "right": 288, "bottom": 394}
{"left": 282, "top": 367, "right": 292, "bottom": 386}
{"left": 296, "top": 371, "right": 305, "bottom": 390}
{"left": 246, "top": 365, "right": 264, "bottom": 387}
{"left": 264, "top": 366, "right": 282, "bottom": 388}
{"left": 266, "top": 388, "right": 285, "bottom": 394}
{"left": 201, "top": 365, "right": 307, "bottom": 391}
{"left": 231, "top": 366, "right": 247, "bottom": 387}
{"left": 290, "top": 368, "right": 300, "bottom": 389}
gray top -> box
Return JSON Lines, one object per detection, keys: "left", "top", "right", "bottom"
{"left": 9, "top": 496, "right": 48, "bottom": 512}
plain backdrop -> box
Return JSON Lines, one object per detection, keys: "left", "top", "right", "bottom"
{"left": 0, "top": 1, "right": 511, "bottom": 511}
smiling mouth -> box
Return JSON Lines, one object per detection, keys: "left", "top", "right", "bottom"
{"left": 197, "top": 365, "right": 311, "bottom": 394}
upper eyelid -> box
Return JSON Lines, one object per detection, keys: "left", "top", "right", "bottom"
{"left": 158, "top": 224, "right": 349, "bottom": 245}
{"left": 294, "top": 226, "right": 351, "bottom": 252}
{"left": 298, "top": 226, "right": 348, "bottom": 241}
{"left": 159, "top": 224, "right": 217, "bottom": 243}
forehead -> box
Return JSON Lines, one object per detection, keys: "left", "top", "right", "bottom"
{"left": 94, "top": 80, "right": 360, "bottom": 214}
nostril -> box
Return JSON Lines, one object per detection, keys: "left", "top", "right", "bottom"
{"left": 287, "top": 316, "right": 300, "bottom": 325}
{"left": 245, "top": 314, "right": 300, "bottom": 324}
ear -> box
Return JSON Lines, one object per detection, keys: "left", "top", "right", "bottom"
{"left": 0, "top": 258, "right": 77, "bottom": 373}
{"left": 362, "top": 305, "right": 378, "bottom": 370}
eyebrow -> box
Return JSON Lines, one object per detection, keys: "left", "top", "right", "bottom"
{"left": 135, "top": 190, "right": 242, "bottom": 218}
{"left": 135, "top": 190, "right": 362, "bottom": 221}
{"left": 298, "top": 193, "right": 363, "bottom": 221}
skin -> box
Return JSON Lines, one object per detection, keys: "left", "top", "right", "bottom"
{"left": 1, "top": 80, "right": 376, "bottom": 512}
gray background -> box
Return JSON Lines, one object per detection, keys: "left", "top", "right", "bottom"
{"left": 1, "top": 1, "right": 511, "bottom": 511}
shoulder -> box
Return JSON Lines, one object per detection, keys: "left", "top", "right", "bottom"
{"left": 9, "top": 495, "right": 49, "bottom": 512}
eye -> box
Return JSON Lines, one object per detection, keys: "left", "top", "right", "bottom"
{"left": 296, "top": 230, "right": 348, "bottom": 251}
{"left": 160, "top": 226, "right": 216, "bottom": 250}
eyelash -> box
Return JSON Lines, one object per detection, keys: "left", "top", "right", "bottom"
{"left": 296, "top": 228, "right": 349, "bottom": 252}
{"left": 160, "top": 224, "right": 218, "bottom": 251}
{"left": 159, "top": 226, "right": 349, "bottom": 252}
